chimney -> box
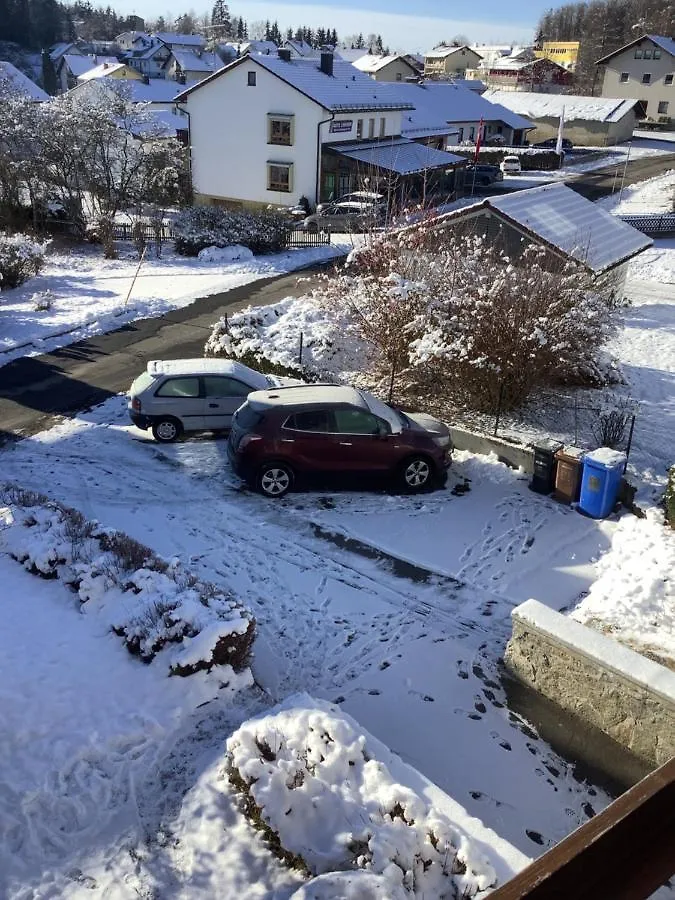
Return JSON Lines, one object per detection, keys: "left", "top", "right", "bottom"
{"left": 320, "top": 51, "right": 334, "bottom": 76}
{"left": 278, "top": 47, "right": 292, "bottom": 62}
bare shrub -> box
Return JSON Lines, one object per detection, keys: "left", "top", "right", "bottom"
{"left": 60, "top": 506, "right": 96, "bottom": 561}
{"left": 97, "top": 215, "right": 116, "bottom": 260}
{"left": 0, "top": 484, "right": 50, "bottom": 507}
{"left": 97, "top": 530, "right": 155, "bottom": 573}
{"left": 591, "top": 395, "right": 636, "bottom": 449}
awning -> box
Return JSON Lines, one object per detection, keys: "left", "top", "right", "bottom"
{"left": 327, "top": 138, "right": 466, "bottom": 176}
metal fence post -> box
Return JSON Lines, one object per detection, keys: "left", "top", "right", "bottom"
{"left": 623, "top": 414, "right": 636, "bottom": 473}
{"left": 298, "top": 331, "right": 304, "bottom": 365}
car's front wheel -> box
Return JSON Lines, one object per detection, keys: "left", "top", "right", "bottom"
{"left": 398, "top": 456, "right": 434, "bottom": 492}
{"left": 152, "top": 417, "right": 182, "bottom": 443}
{"left": 257, "top": 462, "right": 294, "bottom": 498}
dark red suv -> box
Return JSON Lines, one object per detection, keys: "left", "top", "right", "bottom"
{"left": 227, "top": 384, "right": 452, "bottom": 498}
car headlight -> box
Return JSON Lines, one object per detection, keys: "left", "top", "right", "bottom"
{"left": 432, "top": 435, "right": 451, "bottom": 448}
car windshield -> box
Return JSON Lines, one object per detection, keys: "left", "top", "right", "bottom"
{"left": 233, "top": 403, "right": 264, "bottom": 430}
{"left": 359, "top": 390, "right": 404, "bottom": 434}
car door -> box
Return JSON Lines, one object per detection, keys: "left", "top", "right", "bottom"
{"left": 202, "top": 375, "right": 253, "bottom": 431}
{"left": 152, "top": 375, "right": 204, "bottom": 432}
{"left": 328, "top": 406, "right": 396, "bottom": 473}
{"left": 281, "top": 409, "right": 334, "bottom": 471}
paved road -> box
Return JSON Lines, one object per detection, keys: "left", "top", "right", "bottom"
{"left": 0, "top": 264, "right": 333, "bottom": 446}
{"left": 565, "top": 152, "right": 675, "bottom": 201}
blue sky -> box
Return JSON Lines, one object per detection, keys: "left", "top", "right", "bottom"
{"left": 114, "top": 0, "right": 543, "bottom": 51}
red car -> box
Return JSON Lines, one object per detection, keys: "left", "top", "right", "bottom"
{"left": 227, "top": 384, "right": 452, "bottom": 498}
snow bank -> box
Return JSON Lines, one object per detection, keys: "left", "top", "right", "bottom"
{"left": 290, "top": 871, "right": 407, "bottom": 900}
{"left": 227, "top": 695, "right": 499, "bottom": 898}
{"left": 570, "top": 509, "right": 675, "bottom": 665}
{"left": 0, "top": 493, "right": 255, "bottom": 676}
{"left": 585, "top": 447, "right": 626, "bottom": 467}
{"left": 197, "top": 244, "right": 254, "bottom": 263}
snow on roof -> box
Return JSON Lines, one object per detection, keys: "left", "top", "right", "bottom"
{"left": 49, "top": 42, "right": 76, "bottom": 61}
{"left": 425, "top": 45, "right": 477, "bottom": 59}
{"left": 77, "top": 61, "right": 129, "bottom": 81}
{"left": 596, "top": 33, "right": 675, "bottom": 65}
{"left": 249, "top": 384, "right": 366, "bottom": 409}
{"left": 153, "top": 32, "right": 205, "bottom": 48}
{"left": 148, "top": 358, "right": 270, "bottom": 389}
{"left": 171, "top": 49, "right": 221, "bottom": 73}
{"left": 484, "top": 89, "right": 639, "bottom": 123}
{"left": 486, "top": 182, "right": 652, "bottom": 273}
{"left": 353, "top": 54, "right": 416, "bottom": 74}
{"left": 488, "top": 56, "right": 551, "bottom": 71}
{"left": 451, "top": 78, "right": 486, "bottom": 92}
{"left": 65, "top": 54, "right": 117, "bottom": 77}
{"left": 143, "top": 109, "right": 189, "bottom": 135}
{"left": 0, "top": 61, "right": 49, "bottom": 101}
{"left": 332, "top": 137, "right": 465, "bottom": 174}
{"left": 126, "top": 78, "right": 195, "bottom": 102}
{"left": 396, "top": 82, "right": 534, "bottom": 132}
{"left": 284, "top": 39, "right": 315, "bottom": 57}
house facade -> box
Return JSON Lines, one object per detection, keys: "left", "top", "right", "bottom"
{"left": 535, "top": 41, "right": 580, "bottom": 71}
{"left": 424, "top": 46, "right": 483, "bottom": 79}
{"left": 596, "top": 34, "right": 675, "bottom": 123}
{"left": 353, "top": 54, "right": 421, "bottom": 83}
{"left": 478, "top": 57, "right": 572, "bottom": 93}
{"left": 177, "top": 52, "right": 466, "bottom": 210}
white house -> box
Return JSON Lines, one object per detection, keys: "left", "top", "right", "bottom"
{"left": 596, "top": 34, "right": 675, "bottom": 123}
{"left": 176, "top": 50, "right": 466, "bottom": 209}
{"left": 353, "top": 54, "right": 421, "bottom": 83}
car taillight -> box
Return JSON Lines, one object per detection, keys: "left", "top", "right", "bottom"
{"left": 132, "top": 397, "right": 141, "bottom": 412}
{"left": 239, "top": 434, "right": 262, "bottom": 451}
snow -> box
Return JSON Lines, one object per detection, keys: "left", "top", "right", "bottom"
{"left": 0, "top": 241, "right": 351, "bottom": 367}
{"left": 197, "top": 244, "right": 254, "bottom": 262}
{"left": 597, "top": 169, "right": 675, "bottom": 214}
{"left": 584, "top": 447, "right": 627, "bottom": 467}
{"left": 484, "top": 90, "right": 637, "bottom": 124}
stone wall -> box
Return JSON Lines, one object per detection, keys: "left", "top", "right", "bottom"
{"left": 504, "top": 600, "right": 675, "bottom": 768}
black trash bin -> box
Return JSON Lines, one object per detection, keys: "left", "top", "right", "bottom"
{"left": 530, "top": 439, "right": 564, "bottom": 494}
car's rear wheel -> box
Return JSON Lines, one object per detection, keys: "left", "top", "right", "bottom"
{"left": 152, "top": 417, "right": 182, "bottom": 443}
{"left": 398, "top": 456, "right": 434, "bottom": 492}
{"left": 258, "top": 462, "right": 294, "bottom": 498}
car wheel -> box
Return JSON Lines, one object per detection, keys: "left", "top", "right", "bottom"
{"left": 399, "top": 456, "right": 434, "bottom": 492}
{"left": 152, "top": 417, "right": 182, "bottom": 443}
{"left": 258, "top": 462, "right": 294, "bottom": 498}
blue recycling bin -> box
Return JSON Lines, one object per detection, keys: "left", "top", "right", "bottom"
{"left": 578, "top": 448, "right": 626, "bottom": 519}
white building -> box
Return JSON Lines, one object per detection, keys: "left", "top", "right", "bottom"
{"left": 596, "top": 34, "right": 675, "bottom": 124}
{"left": 176, "top": 51, "right": 466, "bottom": 209}
{"left": 424, "top": 45, "right": 483, "bottom": 79}
{"left": 352, "top": 54, "right": 421, "bottom": 83}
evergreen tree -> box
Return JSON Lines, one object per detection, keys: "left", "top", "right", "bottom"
{"left": 316, "top": 27, "right": 326, "bottom": 46}
{"left": 237, "top": 17, "right": 245, "bottom": 39}
{"left": 210, "top": 0, "right": 231, "bottom": 39}
{"left": 264, "top": 19, "right": 271, "bottom": 40}
{"left": 355, "top": 32, "right": 364, "bottom": 49}
{"left": 375, "top": 34, "right": 384, "bottom": 54}
{"left": 41, "top": 48, "right": 58, "bottom": 93}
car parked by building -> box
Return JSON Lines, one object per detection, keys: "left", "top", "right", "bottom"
{"left": 227, "top": 384, "right": 453, "bottom": 497}
{"left": 301, "top": 200, "right": 384, "bottom": 233}
{"left": 500, "top": 154, "right": 522, "bottom": 174}
{"left": 464, "top": 163, "right": 504, "bottom": 186}
{"left": 127, "top": 358, "right": 275, "bottom": 442}
{"left": 533, "top": 137, "right": 574, "bottom": 152}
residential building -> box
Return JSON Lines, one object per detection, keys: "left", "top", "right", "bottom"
{"left": 535, "top": 41, "right": 580, "bottom": 71}
{"left": 469, "top": 44, "right": 519, "bottom": 68}
{"left": 0, "top": 61, "right": 50, "bottom": 101}
{"left": 176, "top": 51, "right": 467, "bottom": 210}
{"left": 218, "top": 40, "right": 279, "bottom": 64}
{"left": 478, "top": 57, "right": 572, "bottom": 93}
{"left": 424, "top": 45, "right": 483, "bottom": 79}
{"left": 434, "top": 181, "right": 651, "bottom": 298}
{"left": 484, "top": 89, "right": 639, "bottom": 145}
{"left": 596, "top": 34, "right": 675, "bottom": 123}
{"left": 165, "top": 49, "right": 222, "bottom": 84}
{"left": 76, "top": 61, "right": 142, "bottom": 84}
{"left": 281, "top": 39, "right": 317, "bottom": 59}
{"left": 55, "top": 53, "right": 121, "bottom": 93}
{"left": 353, "top": 54, "right": 421, "bottom": 83}
{"left": 398, "top": 82, "right": 534, "bottom": 147}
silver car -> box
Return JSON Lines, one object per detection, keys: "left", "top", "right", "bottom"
{"left": 301, "top": 200, "right": 382, "bottom": 233}
{"left": 127, "top": 358, "right": 275, "bottom": 442}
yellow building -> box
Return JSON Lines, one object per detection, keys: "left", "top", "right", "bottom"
{"left": 535, "top": 41, "right": 580, "bottom": 71}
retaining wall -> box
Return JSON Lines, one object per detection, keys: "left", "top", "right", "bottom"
{"left": 449, "top": 425, "right": 535, "bottom": 474}
{"left": 504, "top": 599, "right": 675, "bottom": 768}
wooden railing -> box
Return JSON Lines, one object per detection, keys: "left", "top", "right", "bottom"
{"left": 489, "top": 756, "right": 675, "bottom": 899}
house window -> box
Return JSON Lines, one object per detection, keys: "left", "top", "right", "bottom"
{"left": 247, "top": 71, "right": 256, "bottom": 86}
{"left": 457, "top": 126, "right": 464, "bottom": 141}
{"left": 658, "top": 101, "right": 669, "bottom": 115}
{"left": 654, "top": 49, "right": 661, "bottom": 59}
{"left": 267, "top": 163, "right": 293, "bottom": 192}
{"left": 620, "top": 72, "right": 629, "bottom": 82}
{"left": 665, "top": 73, "right": 674, "bottom": 85}
{"left": 469, "top": 126, "right": 475, "bottom": 140}
{"left": 643, "top": 49, "right": 652, "bottom": 59}
{"left": 356, "top": 118, "right": 363, "bottom": 138}
{"left": 642, "top": 73, "right": 651, "bottom": 84}
{"left": 368, "top": 117, "right": 375, "bottom": 138}
{"left": 268, "top": 115, "right": 293, "bottom": 146}
{"left": 634, "top": 49, "right": 643, "bottom": 58}
{"left": 379, "top": 117, "right": 386, "bottom": 137}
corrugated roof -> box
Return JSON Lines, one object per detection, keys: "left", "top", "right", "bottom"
{"left": 484, "top": 89, "right": 638, "bottom": 123}
{"left": 486, "top": 182, "right": 651, "bottom": 273}
{"left": 0, "top": 61, "right": 49, "bottom": 101}
{"left": 330, "top": 137, "right": 465, "bottom": 175}
{"left": 396, "top": 82, "right": 534, "bottom": 131}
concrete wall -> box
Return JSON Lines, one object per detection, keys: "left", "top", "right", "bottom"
{"left": 521, "top": 113, "right": 635, "bottom": 147}
{"left": 601, "top": 37, "right": 675, "bottom": 120}
{"left": 449, "top": 424, "right": 535, "bottom": 473}
{"left": 505, "top": 599, "right": 675, "bottom": 768}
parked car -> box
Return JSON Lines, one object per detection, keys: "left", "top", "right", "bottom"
{"left": 127, "top": 358, "right": 276, "bottom": 442}
{"left": 317, "top": 191, "right": 386, "bottom": 214}
{"left": 464, "top": 163, "right": 504, "bottom": 187}
{"left": 301, "top": 201, "right": 383, "bottom": 233}
{"left": 500, "top": 154, "right": 522, "bottom": 175}
{"left": 227, "top": 384, "right": 453, "bottom": 498}
{"left": 533, "top": 137, "right": 574, "bottom": 152}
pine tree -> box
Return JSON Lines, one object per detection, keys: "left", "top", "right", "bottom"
{"left": 210, "top": 0, "right": 231, "bottom": 39}
{"left": 264, "top": 19, "right": 271, "bottom": 40}
{"left": 355, "top": 32, "right": 364, "bottom": 49}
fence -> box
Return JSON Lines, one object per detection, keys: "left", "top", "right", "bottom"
{"left": 618, "top": 214, "right": 675, "bottom": 236}
{"left": 284, "top": 228, "right": 332, "bottom": 248}
{"left": 111, "top": 221, "right": 176, "bottom": 241}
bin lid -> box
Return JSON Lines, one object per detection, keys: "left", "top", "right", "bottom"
{"left": 555, "top": 445, "right": 585, "bottom": 461}
{"left": 585, "top": 447, "right": 626, "bottom": 468}
{"left": 534, "top": 438, "right": 564, "bottom": 452}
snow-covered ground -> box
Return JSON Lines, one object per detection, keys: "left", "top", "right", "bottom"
{"left": 0, "top": 240, "right": 353, "bottom": 367}
{"left": 596, "top": 168, "right": 675, "bottom": 214}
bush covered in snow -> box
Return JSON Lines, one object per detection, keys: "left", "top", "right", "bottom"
{"left": 324, "top": 227, "right": 618, "bottom": 412}
{"left": 205, "top": 294, "right": 369, "bottom": 383}
{"left": 226, "top": 698, "right": 497, "bottom": 898}
{"left": 174, "top": 206, "right": 290, "bottom": 256}
{"left": 0, "top": 488, "right": 255, "bottom": 676}
{"left": 0, "top": 232, "right": 47, "bottom": 290}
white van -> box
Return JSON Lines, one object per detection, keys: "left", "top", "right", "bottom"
{"left": 500, "top": 155, "right": 522, "bottom": 175}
